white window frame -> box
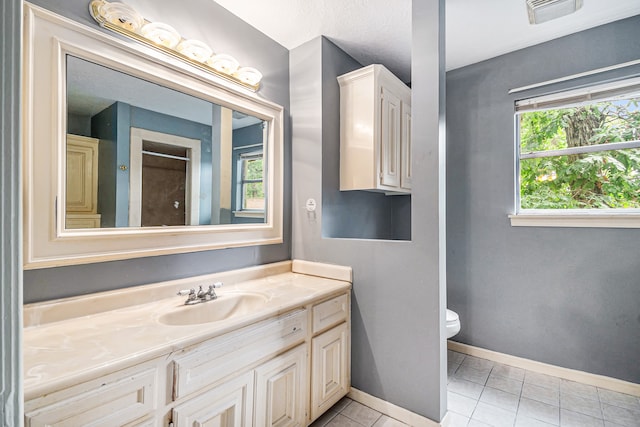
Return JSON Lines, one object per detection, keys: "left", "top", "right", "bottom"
{"left": 510, "top": 77, "right": 640, "bottom": 228}
{"left": 233, "top": 150, "right": 265, "bottom": 219}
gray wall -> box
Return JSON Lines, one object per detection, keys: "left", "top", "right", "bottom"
{"left": 1, "top": 0, "right": 23, "bottom": 423}
{"left": 290, "top": 0, "right": 447, "bottom": 421}
{"left": 23, "top": 0, "right": 291, "bottom": 303}
{"left": 447, "top": 16, "right": 640, "bottom": 383}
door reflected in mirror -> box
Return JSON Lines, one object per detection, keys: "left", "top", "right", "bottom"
{"left": 66, "top": 55, "right": 267, "bottom": 229}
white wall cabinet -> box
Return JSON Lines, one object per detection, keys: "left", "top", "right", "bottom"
{"left": 66, "top": 134, "right": 101, "bottom": 228}
{"left": 338, "top": 64, "right": 411, "bottom": 194}
{"left": 25, "top": 291, "right": 350, "bottom": 427}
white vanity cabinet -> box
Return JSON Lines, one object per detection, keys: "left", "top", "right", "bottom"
{"left": 310, "top": 294, "right": 351, "bottom": 420}
{"left": 168, "top": 294, "right": 350, "bottom": 427}
{"left": 338, "top": 64, "right": 412, "bottom": 194}
{"left": 170, "top": 309, "right": 308, "bottom": 427}
{"left": 23, "top": 267, "right": 352, "bottom": 427}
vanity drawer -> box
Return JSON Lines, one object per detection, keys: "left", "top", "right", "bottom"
{"left": 312, "top": 293, "right": 349, "bottom": 334}
{"left": 24, "top": 362, "right": 158, "bottom": 427}
{"left": 173, "top": 308, "right": 307, "bottom": 400}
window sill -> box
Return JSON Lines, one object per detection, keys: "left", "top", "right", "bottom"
{"left": 233, "top": 210, "right": 265, "bottom": 219}
{"left": 509, "top": 212, "right": 640, "bottom": 228}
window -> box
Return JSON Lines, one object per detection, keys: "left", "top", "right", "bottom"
{"left": 236, "top": 151, "right": 265, "bottom": 215}
{"left": 512, "top": 78, "right": 640, "bottom": 227}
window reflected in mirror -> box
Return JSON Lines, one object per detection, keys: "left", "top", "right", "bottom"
{"left": 65, "top": 55, "right": 267, "bottom": 229}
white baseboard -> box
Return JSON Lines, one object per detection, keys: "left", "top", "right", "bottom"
{"left": 347, "top": 388, "right": 442, "bottom": 427}
{"left": 448, "top": 341, "right": 640, "bottom": 397}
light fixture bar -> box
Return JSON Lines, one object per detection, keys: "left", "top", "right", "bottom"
{"left": 89, "top": 0, "right": 262, "bottom": 92}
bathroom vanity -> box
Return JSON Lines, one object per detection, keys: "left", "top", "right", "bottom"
{"left": 23, "top": 260, "right": 351, "bottom": 426}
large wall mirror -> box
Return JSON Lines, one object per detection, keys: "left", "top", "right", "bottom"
{"left": 23, "top": 4, "right": 284, "bottom": 269}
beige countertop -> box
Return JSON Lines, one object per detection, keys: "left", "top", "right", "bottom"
{"left": 23, "top": 260, "right": 352, "bottom": 400}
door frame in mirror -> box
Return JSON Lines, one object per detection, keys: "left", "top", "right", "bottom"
{"left": 22, "top": 3, "right": 284, "bottom": 269}
{"left": 128, "top": 127, "right": 202, "bottom": 227}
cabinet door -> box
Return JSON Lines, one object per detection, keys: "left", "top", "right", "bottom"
{"left": 255, "top": 344, "right": 308, "bottom": 427}
{"left": 172, "top": 371, "right": 253, "bottom": 427}
{"left": 400, "top": 102, "right": 412, "bottom": 190}
{"left": 310, "top": 322, "right": 350, "bottom": 420}
{"left": 66, "top": 134, "right": 99, "bottom": 213}
{"left": 379, "top": 87, "right": 402, "bottom": 189}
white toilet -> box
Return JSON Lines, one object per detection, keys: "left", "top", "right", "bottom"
{"left": 446, "top": 309, "right": 461, "bottom": 339}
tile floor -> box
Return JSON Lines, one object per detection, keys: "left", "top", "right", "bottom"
{"left": 447, "top": 350, "right": 640, "bottom": 427}
{"left": 311, "top": 351, "right": 640, "bottom": 427}
{"left": 309, "top": 397, "right": 410, "bottom": 427}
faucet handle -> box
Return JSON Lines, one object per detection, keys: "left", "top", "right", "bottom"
{"left": 177, "top": 288, "right": 195, "bottom": 296}
{"left": 206, "top": 282, "right": 223, "bottom": 299}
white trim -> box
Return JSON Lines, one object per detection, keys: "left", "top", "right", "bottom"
{"left": 2, "top": 0, "right": 23, "bottom": 423}
{"left": 514, "top": 75, "right": 640, "bottom": 111}
{"left": 448, "top": 341, "right": 640, "bottom": 397}
{"left": 348, "top": 388, "right": 441, "bottom": 427}
{"left": 509, "top": 213, "right": 640, "bottom": 228}
{"left": 508, "top": 59, "right": 640, "bottom": 94}
{"left": 520, "top": 139, "right": 640, "bottom": 159}
{"left": 129, "top": 127, "right": 201, "bottom": 227}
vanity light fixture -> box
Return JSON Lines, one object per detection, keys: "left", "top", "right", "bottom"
{"left": 526, "top": 0, "right": 583, "bottom": 25}
{"left": 89, "top": 0, "right": 263, "bottom": 91}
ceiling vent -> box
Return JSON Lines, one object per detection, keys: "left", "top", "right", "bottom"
{"left": 527, "top": 0, "right": 583, "bottom": 24}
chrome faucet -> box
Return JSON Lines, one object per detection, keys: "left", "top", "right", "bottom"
{"left": 177, "top": 282, "right": 223, "bottom": 305}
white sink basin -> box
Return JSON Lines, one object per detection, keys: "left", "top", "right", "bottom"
{"left": 159, "top": 292, "right": 269, "bottom": 326}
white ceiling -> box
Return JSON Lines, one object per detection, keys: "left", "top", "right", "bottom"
{"left": 212, "top": 0, "right": 640, "bottom": 82}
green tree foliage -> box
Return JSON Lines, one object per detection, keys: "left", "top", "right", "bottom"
{"left": 242, "top": 157, "right": 264, "bottom": 209}
{"left": 519, "top": 98, "right": 640, "bottom": 209}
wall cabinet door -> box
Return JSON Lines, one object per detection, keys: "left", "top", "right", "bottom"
{"left": 310, "top": 322, "right": 349, "bottom": 420}
{"left": 171, "top": 371, "right": 254, "bottom": 427}
{"left": 400, "top": 103, "right": 412, "bottom": 190}
{"left": 380, "top": 87, "right": 402, "bottom": 189}
{"left": 254, "top": 344, "right": 308, "bottom": 427}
